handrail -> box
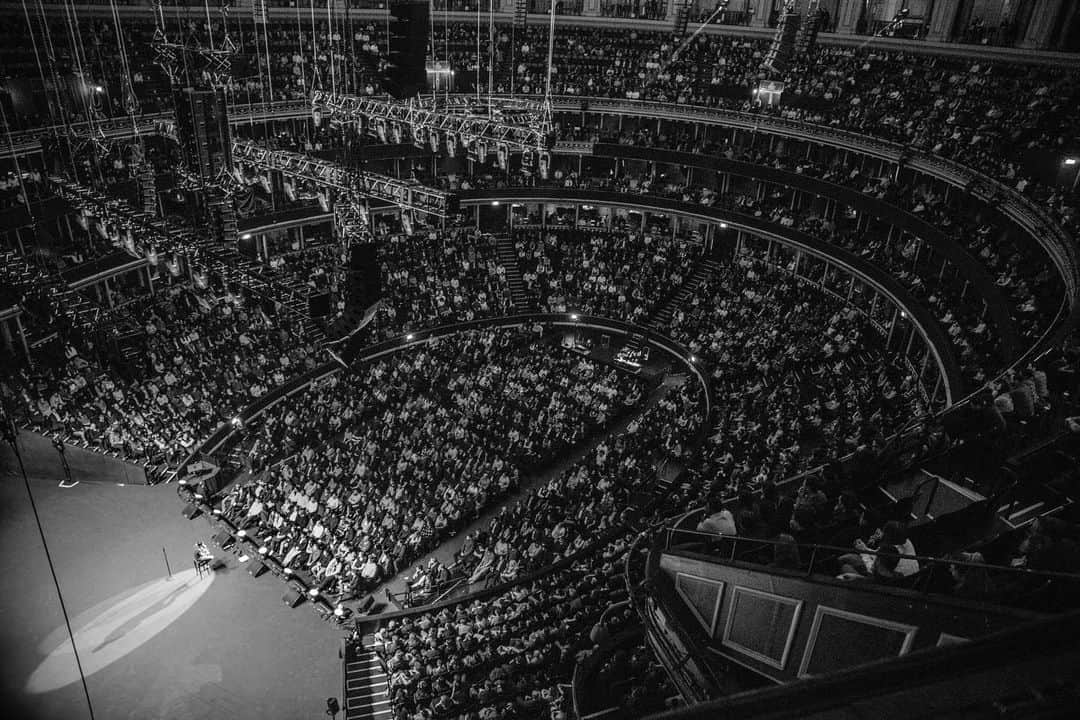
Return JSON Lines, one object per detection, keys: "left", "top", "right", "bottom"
{"left": 665, "top": 526, "right": 1080, "bottom": 586}
{"left": 626, "top": 520, "right": 718, "bottom": 703}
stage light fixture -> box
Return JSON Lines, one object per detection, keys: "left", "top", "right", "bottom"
{"left": 406, "top": 333, "right": 415, "bottom": 340}
{"left": 240, "top": 233, "right": 252, "bottom": 240}
{"left": 237, "top": 529, "right": 247, "bottom": 538}
{"left": 308, "top": 588, "right": 320, "bottom": 598}
{"left": 1065, "top": 158, "right": 1078, "bottom": 166}
{"left": 571, "top": 314, "right": 579, "bottom": 321}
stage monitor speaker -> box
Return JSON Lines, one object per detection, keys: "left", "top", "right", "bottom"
{"left": 181, "top": 503, "right": 201, "bottom": 519}
{"left": 248, "top": 559, "right": 268, "bottom": 577}
{"left": 383, "top": 1, "right": 429, "bottom": 99}
{"left": 282, "top": 589, "right": 305, "bottom": 608}
{"left": 212, "top": 529, "right": 235, "bottom": 548}
{"left": 357, "top": 594, "right": 376, "bottom": 615}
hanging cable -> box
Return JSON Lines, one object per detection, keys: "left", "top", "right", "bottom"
{"left": 22, "top": 0, "right": 75, "bottom": 175}
{"left": 509, "top": 8, "right": 515, "bottom": 98}
{"left": 172, "top": 0, "right": 192, "bottom": 89}
{"left": 443, "top": 0, "right": 449, "bottom": 103}
{"left": 108, "top": 0, "right": 142, "bottom": 145}
{"left": 487, "top": 0, "right": 495, "bottom": 112}
{"left": 261, "top": 0, "right": 276, "bottom": 109}
{"left": 203, "top": 0, "right": 215, "bottom": 52}
{"left": 310, "top": 0, "right": 322, "bottom": 93}
{"left": 326, "top": 0, "right": 337, "bottom": 97}
{"left": 475, "top": 3, "right": 481, "bottom": 102}
{"left": 60, "top": 0, "right": 106, "bottom": 186}
{"left": 294, "top": 1, "right": 310, "bottom": 146}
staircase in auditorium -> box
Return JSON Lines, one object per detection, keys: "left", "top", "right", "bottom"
{"left": 343, "top": 644, "right": 391, "bottom": 720}
{"left": 495, "top": 234, "right": 536, "bottom": 311}
{"left": 648, "top": 259, "right": 722, "bottom": 333}
{"left": 621, "top": 258, "right": 722, "bottom": 359}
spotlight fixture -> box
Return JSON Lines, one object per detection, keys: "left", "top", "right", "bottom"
{"left": 570, "top": 314, "right": 580, "bottom": 321}
{"left": 406, "top": 333, "right": 415, "bottom": 340}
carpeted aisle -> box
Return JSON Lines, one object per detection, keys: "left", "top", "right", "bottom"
{"left": 0, "top": 458, "right": 343, "bottom": 720}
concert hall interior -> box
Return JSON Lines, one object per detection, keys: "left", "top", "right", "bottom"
{"left": 1, "top": 1, "right": 1080, "bottom": 719}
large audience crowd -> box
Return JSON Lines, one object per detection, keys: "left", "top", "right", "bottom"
{"left": 376, "top": 226, "right": 513, "bottom": 336}
{"left": 514, "top": 228, "right": 700, "bottom": 323}
{"left": 1, "top": 12, "right": 1078, "bottom": 718}
{"left": 218, "top": 328, "right": 652, "bottom": 597}
{"left": 671, "top": 251, "right": 921, "bottom": 497}
{"left": 2, "top": 280, "right": 321, "bottom": 474}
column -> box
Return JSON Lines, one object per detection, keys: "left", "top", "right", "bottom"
{"left": 750, "top": 0, "right": 772, "bottom": 28}
{"left": 926, "top": 0, "right": 961, "bottom": 42}
{"left": 834, "top": 0, "right": 864, "bottom": 34}
{"left": 1020, "top": 0, "right": 1065, "bottom": 49}
{"left": 16, "top": 315, "right": 30, "bottom": 360}
{"left": 0, "top": 317, "right": 12, "bottom": 355}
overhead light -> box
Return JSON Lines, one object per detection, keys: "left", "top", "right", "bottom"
{"left": 406, "top": 333, "right": 415, "bottom": 340}
{"left": 570, "top": 314, "right": 579, "bottom": 321}
{"left": 240, "top": 233, "right": 252, "bottom": 240}
{"left": 491, "top": 200, "right": 500, "bottom": 206}
{"left": 719, "top": 223, "right": 728, "bottom": 229}
{"left": 308, "top": 588, "right": 320, "bottom": 597}
{"left": 258, "top": 546, "right": 268, "bottom": 555}
{"left": 1065, "top": 158, "right": 1078, "bottom": 166}
{"left": 237, "top": 529, "right": 247, "bottom": 538}
{"left": 690, "top": 355, "right": 697, "bottom": 362}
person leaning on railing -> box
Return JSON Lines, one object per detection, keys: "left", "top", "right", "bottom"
{"left": 835, "top": 521, "right": 920, "bottom": 583}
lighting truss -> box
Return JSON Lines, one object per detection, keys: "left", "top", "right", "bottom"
{"left": 48, "top": 176, "right": 191, "bottom": 256}
{"left": 312, "top": 91, "right": 555, "bottom": 156}
{"left": 230, "top": 139, "right": 454, "bottom": 217}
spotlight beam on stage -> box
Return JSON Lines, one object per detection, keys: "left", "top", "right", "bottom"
{"left": 1, "top": 413, "right": 96, "bottom": 720}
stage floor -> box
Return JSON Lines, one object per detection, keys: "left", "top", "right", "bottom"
{"left": 0, "top": 454, "right": 343, "bottom": 720}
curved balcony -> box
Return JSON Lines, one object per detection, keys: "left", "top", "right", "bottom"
{"left": 631, "top": 514, "right": 1080, "bottom": 703}
{"left": 460, "top": 187, "right": 962, "bottom": 405}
